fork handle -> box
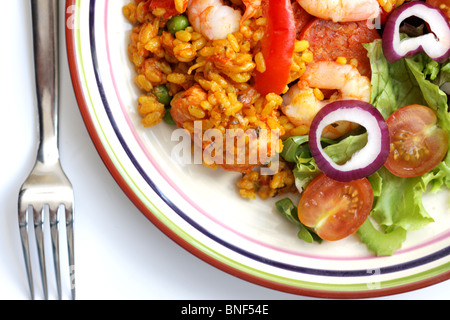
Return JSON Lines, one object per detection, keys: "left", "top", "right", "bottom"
{"left": 31, "top": 0, "right": 60, "bottom": 164}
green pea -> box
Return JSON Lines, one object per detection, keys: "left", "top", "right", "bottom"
{"left": 153, "top": 85, "right": 172, "bottom": 108}
{"left": 167, "top": 15, "right": 190, "bottom": 35}
{"left": 163, "top": 111, "right": 176, "bottom": 125}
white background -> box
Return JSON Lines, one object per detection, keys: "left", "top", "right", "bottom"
{"left": 0, "top": 0, "right": 448, "bottom": 300}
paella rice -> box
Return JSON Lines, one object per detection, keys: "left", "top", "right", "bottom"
{"left": 123, "top": 0, "right": 313, "bottom": 198}
{"left": 122, "top": 0, "right": 410, "bottom": 200}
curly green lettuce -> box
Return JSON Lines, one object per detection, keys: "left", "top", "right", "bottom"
{"left": 358, "top": 40, "right": 450, "bottom": 255}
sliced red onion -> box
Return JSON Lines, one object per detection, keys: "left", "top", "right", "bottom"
{"left": 309, "top": 100, "right": 390, "bottom": 182}
{"left": 382, "top": 1, "right": 450, "bottom": 63}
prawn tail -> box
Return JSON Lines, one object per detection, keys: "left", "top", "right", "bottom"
{"left": 240, "top": 0, "right": 262, "bottom": 26}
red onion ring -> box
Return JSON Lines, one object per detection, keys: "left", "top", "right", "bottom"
{"left": 382, "top": 1, "right": 450, "bottom": 63}
{"left": 309, "top": 100, "right": 390, "bottom": 182}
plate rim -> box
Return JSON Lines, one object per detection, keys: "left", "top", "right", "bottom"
{"left": 64, "top": 0, "right": 450, "bottom": 298}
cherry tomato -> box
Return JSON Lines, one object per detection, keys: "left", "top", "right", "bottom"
{"left": 384, "top": 105, "right": 449, "bottom": 178}
{"left": 298, "top": 174, "right": 373, "bottom": 241}
{"left": 254, "top": 0, "right": 296, "bottom": 96}
{"left": 426, "top": 0, "right": 450, "bottom": 19}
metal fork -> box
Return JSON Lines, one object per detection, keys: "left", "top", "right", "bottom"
{"left": 18, "top": 0, "right": 75, "bottom": 300}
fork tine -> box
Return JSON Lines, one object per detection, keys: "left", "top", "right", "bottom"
{"left": 33, "top": 206, "right": 48, "bottom": 300}
{"left": 18, "top": 205, "right": 35, "bottom": 300}
{"left": 65, "top": 204, "right": 75, "bottom": 300}
{"left": 50, "top": 206, "right": 61, "bottom": 300}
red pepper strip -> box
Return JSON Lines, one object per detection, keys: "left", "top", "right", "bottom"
{"left": 379, "top": 6, "right": 390, "bottom": 25}
{"left": 254, "top": 0, "right": 296, "bottom": 96}
{"left": 145, "top": 0, "right": 180, "bottom": 19}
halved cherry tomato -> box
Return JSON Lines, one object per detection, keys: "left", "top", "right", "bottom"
{"left": 298, "top": 174, "right": 373, "bottom": 241}
{"left": 254, "top": 0, "right": 296, "bottom": 96}
{"left": 384, "top": 104, "right": 449, "bottom": 178}
{"left": 426, "top": 0, "right": 450, "bottom": 19}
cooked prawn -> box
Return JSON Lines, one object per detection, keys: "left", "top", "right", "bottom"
{"left": 170, "top": 83, "right": 208, "bottom": 127}
{"left": 241, "top": 0, "right": 262, "bottom": 24}
{"left": 186, "top": 0, "right": 242, "bottom": 40}
{"left": 282, "top": 61, "right": 371, "bottom": 139}
{"left": 182, "top": 0, "right": 262, "bottom": 40}
{"left": 296, "top": 0, "right": 380, "bottom": 22}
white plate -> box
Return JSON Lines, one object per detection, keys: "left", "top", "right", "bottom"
{"left": 65, "top": 0, "right": 450, "bottom": 298}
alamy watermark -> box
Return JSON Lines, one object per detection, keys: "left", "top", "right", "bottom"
{"left": 171, "top": 121, "right": 281, "bottom": 175}
{"left": 66, "top": 4, "right": 79, "bottom": 30}
{"left": 366, "top": 268, "right": 382, "bottom": 290}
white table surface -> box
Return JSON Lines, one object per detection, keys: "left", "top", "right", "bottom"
{"left": 0, "top": 0, "right": 449, "bottom": 301}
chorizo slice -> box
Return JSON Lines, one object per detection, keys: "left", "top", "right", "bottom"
{"left": 299, "top": 18, "right": 381, "bottom": 78}
{"left": 291, "top": 0, "right": 314, "bottom": 38}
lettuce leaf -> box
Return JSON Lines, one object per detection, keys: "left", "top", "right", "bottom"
{"left": 405, "top": 55, "right": 450, "bottom": 128}
{"left": 283, "top": 133, "right": 368, "bottom": 193}
{"left": 280, "top": 136, "right": 310, "bottom": 163}
{"left": 275, "top": 198, "right": 322, "bottom": 244}
{"left": 358, "top": 39, "right": 450, "bottom": 255}
{"left": 357, "top": 218, "right": 407, "bottom": 257}
{"left": 364, "top": 40, "right": 428, "bottom": 117}
{"left": 434, "top": 61, "right": 450, "bottom": 88}
{"left": 369, "top": 167, "right": 434, "bottom": 231}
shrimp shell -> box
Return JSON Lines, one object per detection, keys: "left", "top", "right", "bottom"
{"left": 296, "top": 0, "right": 380, "bottom": 22}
